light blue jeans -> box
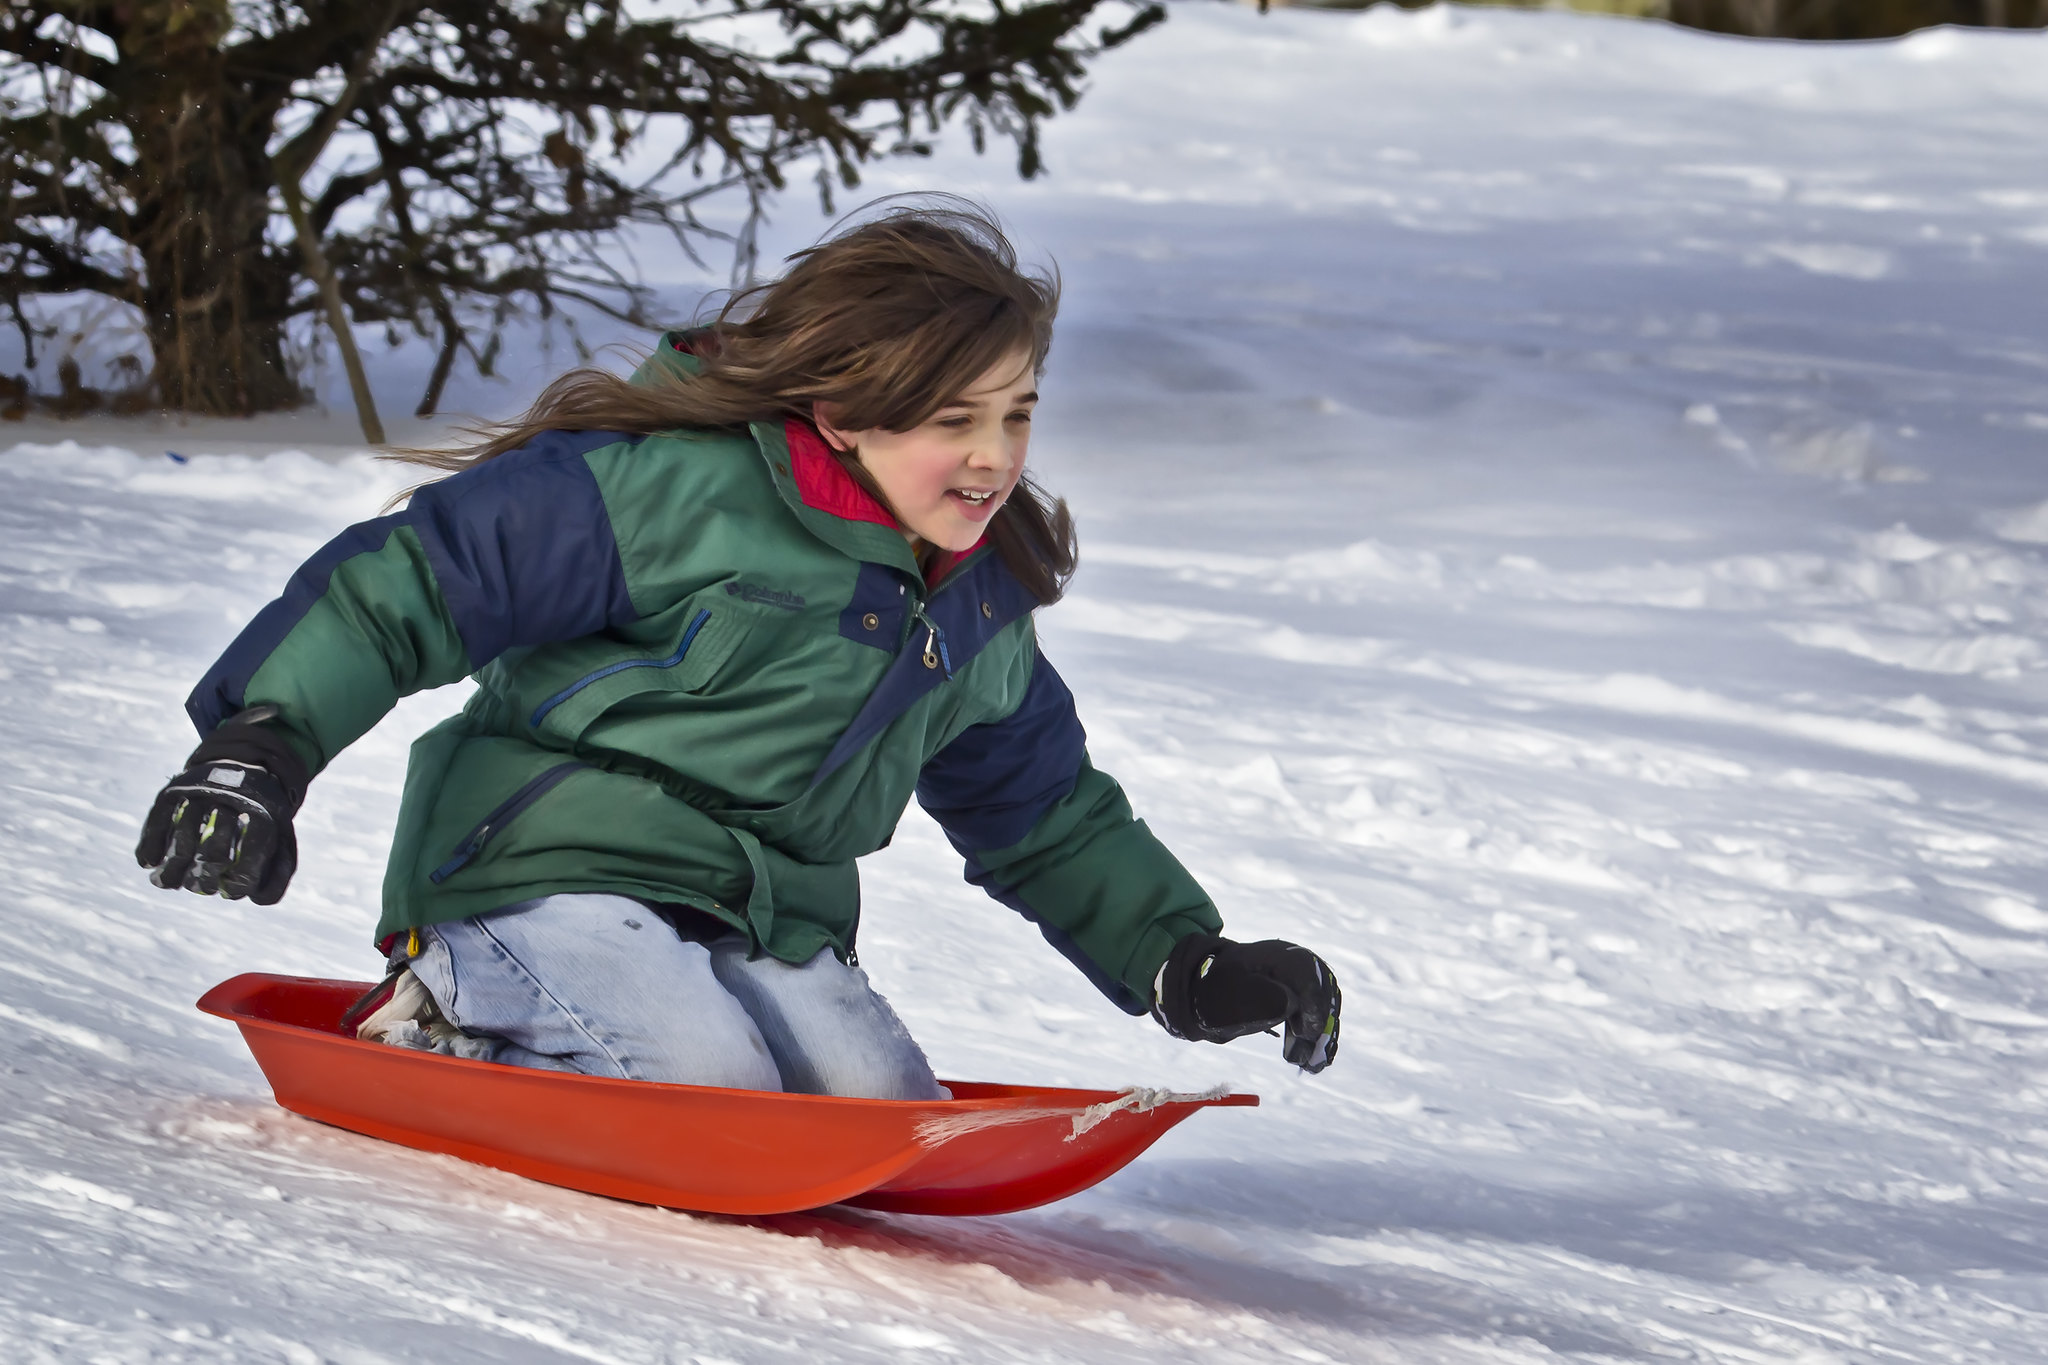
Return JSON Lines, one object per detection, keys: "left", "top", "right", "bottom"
{"left": 404, "top": 892, "right": 945, "bottom": 1100}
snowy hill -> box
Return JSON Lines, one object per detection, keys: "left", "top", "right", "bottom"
{"left": 5, "top": 4, "right": 2048, "bottom": 1360}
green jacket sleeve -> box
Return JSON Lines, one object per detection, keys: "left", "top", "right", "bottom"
{"left": 916, "top": 646, "right": 1222, "bottom": 1014}
{"left": 185, "top": 432, "right": 645, "bottom": 772}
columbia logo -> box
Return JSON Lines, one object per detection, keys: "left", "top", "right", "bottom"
{"left": 725, "top": 582, "right": 806, "bottom": 611}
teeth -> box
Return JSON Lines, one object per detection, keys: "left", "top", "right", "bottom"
{"left": 956, "top": 490, "right": 991, "bottom": 503}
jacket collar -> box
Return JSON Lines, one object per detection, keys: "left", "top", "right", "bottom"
{"left": 780, "top": 419, "right": 984, "bottom": 587}
{"left": 783, "top": 418, "right": 894, "bottom": 528}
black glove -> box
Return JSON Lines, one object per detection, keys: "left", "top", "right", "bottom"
{"left": 1153, "top": 933, "right": 1341, "bottom": 1074}
{"left": 136, "top": 706, "right": 309, "bottom": 904}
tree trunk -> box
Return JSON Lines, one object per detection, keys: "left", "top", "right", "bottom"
{"left": 124, "top": 1, "right": 302, "bottom": 416}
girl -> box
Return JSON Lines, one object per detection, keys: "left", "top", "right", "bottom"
{"left": 136, "top": 201, "right": 1341, "bottom": 1097}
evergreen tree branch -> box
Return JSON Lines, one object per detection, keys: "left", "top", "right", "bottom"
{"left": 0, "top": 0, "right": 1162, "bottom": 414}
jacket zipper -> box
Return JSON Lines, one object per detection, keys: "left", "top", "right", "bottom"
{"left": 429, "top": 761, "right": 588, "bottom": 883}
{"left": 529, "top": 608, "right": 712, "bottom": 728}
{"left": 906, "top": 543, "right": 987, "bottom": 678}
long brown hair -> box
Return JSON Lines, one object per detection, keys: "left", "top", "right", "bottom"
{"left": 392, "top": 198, "right": 1076, "bottom": 603}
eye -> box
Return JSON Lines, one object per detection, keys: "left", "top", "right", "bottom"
{"left": 1007, "top": 410, "right": 1033, "bottom": 425}
{"left": 936, "top": 415, "right": 974, "bottom": 430}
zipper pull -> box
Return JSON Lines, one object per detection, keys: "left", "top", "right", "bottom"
{"left": 912, "top": 606, "right": 953, "bottom": 675}
{"left": 429, "top": 823, "right": 492, "bottom": 883}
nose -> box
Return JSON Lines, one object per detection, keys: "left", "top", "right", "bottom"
{"left": 966, "top": 427, "right": 1016, "bottom": 477}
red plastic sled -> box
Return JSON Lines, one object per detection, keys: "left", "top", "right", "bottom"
{"left": 198, "top": 973, "right": 1256, "bottom": 1216}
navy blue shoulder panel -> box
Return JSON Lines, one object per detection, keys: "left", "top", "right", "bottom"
{"left": 809, "top": 551, "right": 1040, "bottom": 788}
{"left": 925, "top": 652, "right": 1130, "bottom": 1015}
{"left": 184, "top": 428, "right": 639, "bottom": 737}
{"left": 915, "top": 649, "right": 1086, "bottom": 853}
{"left": 838, "top": 561, "right": 909, "bottom": 652}
{"left": 186, "top": 514, "right": 410, "bottom": 734}
{"left": 930, "top": 552, "right": 1038, "bottom": 665}
{"left": 406, "top": 429, "right": 640, "bottom": 669}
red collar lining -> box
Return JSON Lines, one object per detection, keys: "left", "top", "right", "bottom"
{"left": 782, "top": 419, "right": 985, "bottom": 582}
{"left": 784, "top": 419, "right": 898, "bottom": 529}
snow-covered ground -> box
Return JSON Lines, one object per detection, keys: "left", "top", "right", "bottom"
{"left": 6, "top": 4, "right": 2048, "bottom": 1360}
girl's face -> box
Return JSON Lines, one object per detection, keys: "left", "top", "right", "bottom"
{"left": 814, "top": 349, "right": 1038, "bottom": 553}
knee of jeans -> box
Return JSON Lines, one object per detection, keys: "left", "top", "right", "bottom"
{"left": 796, "top": 1031, "right": 944, "bottom": 1100}
{"left": 631, "top": 1037, "right": 783, "bottom": 1092}
{"left": 840, "top": 1057, "right": 948, "bottom": 1102}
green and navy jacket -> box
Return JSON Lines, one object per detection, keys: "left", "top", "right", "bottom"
{"left": 187, "top": 336, "right": 1222, "bottom": 1014}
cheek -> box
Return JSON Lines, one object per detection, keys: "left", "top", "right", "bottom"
{"left": 899, "top": 444, "right": 967, "bottom": 500}
{"left": 861, "top": 438, "right": 941, "bottom": 502}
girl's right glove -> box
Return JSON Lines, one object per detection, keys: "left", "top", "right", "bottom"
{"left": 1152, "top": 933, "right": 1341, "bottom": 1074}
{"left": 136, "top": 707, "right": 308, "bottom": 904}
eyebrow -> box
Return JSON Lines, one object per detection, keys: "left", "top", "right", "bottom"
{"left": 942, "top": 390, "right": 1039, "bottom": 409}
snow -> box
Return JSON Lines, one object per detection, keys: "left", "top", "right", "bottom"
{"left": 6, "top": 3, "right": 2048, "bottom": 1360}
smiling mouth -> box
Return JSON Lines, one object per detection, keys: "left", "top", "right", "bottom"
{"left": 950, "top": 489, "right": 997, "bottom": 506}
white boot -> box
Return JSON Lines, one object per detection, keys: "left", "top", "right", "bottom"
{"left": 355, "top": 967, "right": 495, "bottom": 1061}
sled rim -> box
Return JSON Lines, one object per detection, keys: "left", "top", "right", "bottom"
{"left": 200, "top": 973, "right": 1168, "bottom": 1113}
{"left": 199, "top": 972, "right": 1259, "bottom": 1216}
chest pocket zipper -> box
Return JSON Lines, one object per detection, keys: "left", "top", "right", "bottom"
{"left": 429, "top": 762, "right": 588, "bottom": 883}
{"left": 528, "top": 608, "right": 713, "bottom": 729}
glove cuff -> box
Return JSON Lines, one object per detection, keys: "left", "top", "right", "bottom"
{"left": 187, "top": 706, "right": 311, "bottom": 812}
{"left": 1151, "top": 931, "right": 1232, "bottom": 1042}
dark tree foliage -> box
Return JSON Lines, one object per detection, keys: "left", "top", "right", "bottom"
{"left": 0, "top": 0, "right": 1163, "bottom": 417}
{"left": 1666, "top": 0, "right": 2045, "bottom": 37}
{"left": 1352, "top": 0, "right": 2044, "bottom": 36}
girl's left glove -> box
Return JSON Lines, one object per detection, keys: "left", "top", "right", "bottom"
{"left": 1153, "top": 933, "right": 1341, "bottom": 1074}
{"left": 136, "top": 707, "right": 309, "bottom": 904}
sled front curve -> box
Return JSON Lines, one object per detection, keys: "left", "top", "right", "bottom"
{"left": 197, "top": 972, "right": 1257, "bottom": 1217}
